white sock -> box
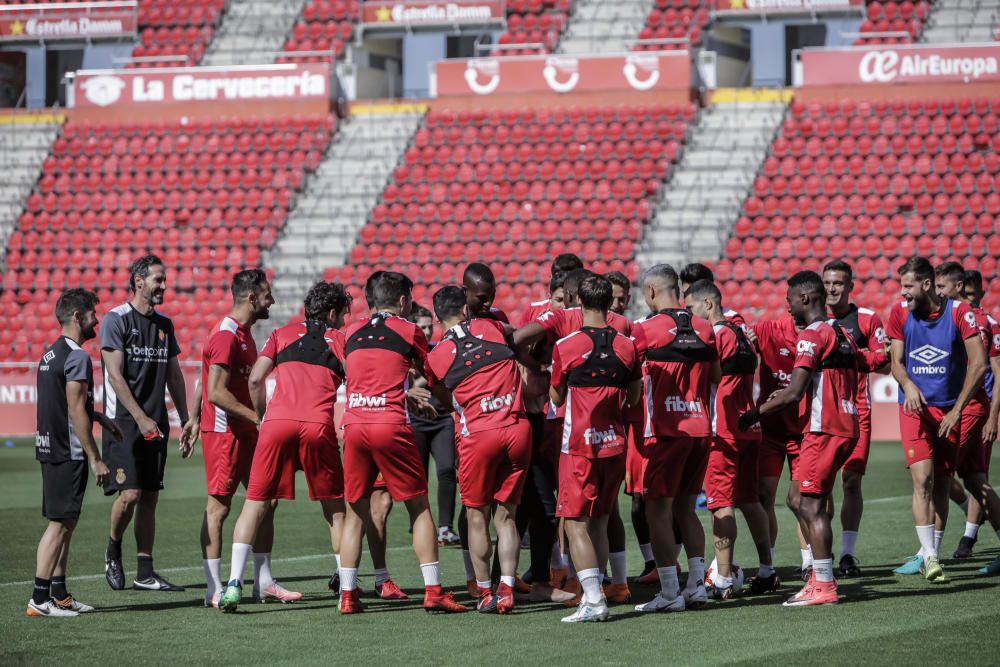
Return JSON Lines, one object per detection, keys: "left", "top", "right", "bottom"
{"left": 203, "top": 558, "right": 222, "bottom": 598}
{"left": 657, "top": 566, "right": 679, "bottom": 598}
{"left": 965, "top": 521, "right": 981, "bottom": 539}
{"left": 686, "top": 557, "right": 705, "bottom": 591}
{"left": 610, "top": 551, "right": 628, "bottom": 585}
{"left": 800, "top": 547, "right": 813, "bottom": 569}
{"left": 813, "top": 558, "right": 834, "bottom": 583}
{"left": 461, "top": 550, "right": 475, "bottom": 580}
{"left": 420, "top": 561, "right": 441, "bottom": 587}
{"left": 253, "top": 552, "right": 273, "bottom": 590}
{"left": 758, "top": 564, "right": 775, "bottom": 578}
{"left": 476, "top": 579, "right": 491, "bottom": 590}
{"left": 374, "top": 568, "right": 390, "bottom": 586}
{"left": 934, "top": 530, "right": 944, "bottom": 552}
{"left": 841, "top": 530, "right": 858, "bottom": 558}
{"left": 916, "top": 524, "right": 935, "bottom": 558}
{"left": 639, "top": 543, "right": 654, "bottom": 562}
{"left": 578, "top": 568, "right": 603, "bottom": 604}
{"left": 500, "top": 575, "right": 515, "bottom": 588}
{"left": 340, "top": 567, "right": 358, "bottom": 592}
{"left": 715, "top": 573, "right": 733, "bottom": 588}
{"left": 227, "top": 543, "right": 252, "bottom": 584}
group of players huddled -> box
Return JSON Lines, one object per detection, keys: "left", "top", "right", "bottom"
{"left": 27, "top": 251, "right": 1000, "bottom": 621}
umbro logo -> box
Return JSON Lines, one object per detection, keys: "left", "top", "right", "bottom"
{"left": 910, "top": 344, "right": 949, "bottom": 366}
{"left": 779, "top": 348, "right": 790, "bottom": 356}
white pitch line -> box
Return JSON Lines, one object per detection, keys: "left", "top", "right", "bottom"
{"left": 0, "top": 545, "right": 415, "bottom": 588}
{"left": 864, "top": 494, "right": 910, "bottom": 505}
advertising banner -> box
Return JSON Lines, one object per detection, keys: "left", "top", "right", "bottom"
{"left": 714, "top": 0, "right": 862, "bottom": 13}
{"left": 362, "top": 0, "right": 505, "bottom": 27}
{"left": 0, "top": 2, "right": 137, "bottom": 42}
{"left": 801, "top": 44, "right": 1000, "bottom": 86}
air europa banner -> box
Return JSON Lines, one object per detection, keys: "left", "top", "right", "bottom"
{"left": 362, "top": 0, "right": 505, "bottom": 26}
{"left": 69, "top": 63, "right": 330, "bottom": 109}
{"left": 0, "top": 2, "right": 137, "bottom": 42}
{"left": 714, "top": 0, "right": 861, "bottom": 13}
{"left": 801, "top": 44, "right": 1000, "bottom": 86}
{"left": 434, "top": 51, "right": 691, "bottom": 97}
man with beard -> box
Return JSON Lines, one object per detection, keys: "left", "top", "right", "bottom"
{"left": 102, "top": 255, "right": 193, "bottom": 592}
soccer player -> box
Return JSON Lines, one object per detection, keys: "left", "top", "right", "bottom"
{"left": 822, "top": 261, "right": 889, "bottom": 576}
{"left": 521, "top": 253, "right": 585, "bottom": 323}
{"left": 425, "top": 286, "right": 531, "bottom": 613}
{"left": 885, "top": 257, "right": 986, "bottom": 582}
{"left": 738, "top": 271, "right": 871, "bottom": 606}
{"left": 409, "top": 304, "right": 460, "bottom": 546}
{"left": 29, "top": 289, "right": 118, "bottom": 617}
{"left": 338, "top": 271, "right": 467, "bottom": 614}
{"left": 630, "top": 264, "right": 719, "bottom": 613}
{"left": 679, "top": 263, "right": 747, "bottom": 328}
{"left": 753, "top": 312, "right": 810, "bottom": 578}
{"left": 463, "top": 262, "right": 510, "bottom": 323}
{"left": 550, "top": 275, "right": 641, "bottom": 622}
{"left": 102, "top": 255, "right": 193, "bottom": 592}
{"left": 933, "top": 264, "right": 1000, "bottom": 575}
{"left": 685, "top": 280, "right": 776, "bottom": 597}
{"left": 220, "top": 282, "right": 353, "bottom": 612}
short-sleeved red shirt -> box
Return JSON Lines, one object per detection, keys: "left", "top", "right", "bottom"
{"left": 754, "top": 316, "right": 809, "bottom": 440}
{"left": 259, "top": 322, "right": 345, "bottom": 424}
{"left": 341, "top": 312, "right": 428, "bottom": 426}
{"left": 712, "top": 322, "right": 761, "bottom": 442}
{"left": 551, "top": 327, "right": 640, "bottom": 458}
{"left": 793, "top": 321, "right": 860, "bottom": 438}
{"left": 200, "top": 316, "right": 257, "bottom": 434}
{"left": 425, "top": 318, "right": 524, "bottom": 436}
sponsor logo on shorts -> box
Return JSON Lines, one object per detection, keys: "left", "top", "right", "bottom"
{"left": 348, "top": 392, "right": 387, "bottom": 408}
{"left": 909, "top": 344, "right": 949, "bottom": 373}
{"left": 779, "top": 348, "right": 791, "bottom": 356}
{"left": 116, "top": 468, "right": 126, "bottom": 484}
{"left": 583, "top": 426, "right": 620, "bottom": 448}
{"left": 801, "top": 480, "right": 812, "bottom": 488}
{"left": 663, "top": 395, "right": 703, "bottom": 413}
{"left": 480, "top": 393, "right": 514, "bottom": 413}
{"left": 840, "top": 400, "right": 858, "bottom": 415}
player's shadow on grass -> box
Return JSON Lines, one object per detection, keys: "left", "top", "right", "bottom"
{"left": 95, "top": 598, "right": 206, "bottom": 613}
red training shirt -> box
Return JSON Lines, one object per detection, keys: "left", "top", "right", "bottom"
{"left": 712, "top": 322, "right": 761, "bottom": 442}
{"left": 753, "top": 316, "right": 809, "bottom": 440}
{"left": 200, "top": 316, "right": 257, "bottom": 434}
{"left": 259, "top": 321, "right": 345, "bottom": 424}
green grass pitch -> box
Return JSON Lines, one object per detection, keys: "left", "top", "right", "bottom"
{"left": 1, "top": 439, "right": 998, "bottom": 665}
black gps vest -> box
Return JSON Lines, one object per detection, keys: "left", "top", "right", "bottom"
{"left": 567, "top": 327, "right": 631, "bottom": 389}
{"left": 276, "top": 319, "right": 344, "bottom": 379}
{"left": 441, "top": 322, "right": 515, "bottom": 391}
{"left": 820, "top": 321, "right": 857, "bottom": 370}
{"left": 718, "top": 321, "right": 758, "bottom": 376}
{"left": 644, "top": 309, "right": 715, "bottom": 363}
{"left": 345, "top": 313, "right": 414, "bottom": 359}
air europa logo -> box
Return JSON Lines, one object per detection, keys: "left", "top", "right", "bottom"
{"left": 859, "top": 50, "right": 999, "bottom": 83}
{"left": 349, "top": 393, "right": 387, "bottom": 408}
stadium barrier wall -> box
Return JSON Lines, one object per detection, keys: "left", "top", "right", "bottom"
{"left": 0, "top": 1, "right": 138, "bottom": 42}
{"left": 65, "top": 63, "right": 332, "bottom": 122}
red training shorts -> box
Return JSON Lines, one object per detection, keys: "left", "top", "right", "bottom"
{"left": 958, "top": 411, "right": 990, "bottom": 476}
{"left": 556, "top": 452, "right": 625, "bottom": 518}
{"left": 797, "top": 432, "right": 855, "bottom": 496}
{"left": 458, "top": 420, "right": 531, "bottom": 507}
{"left": 246, "top": 419, "right": 343, "bottom": 501}
{"left": 202, "top": 428, "right": 257, "bottom": 497}
{"left": 899, "top": 405, "right": 959, "bottom": 476}
{"left": 631, "top": 436, "right": 694, "bottom": 499}
{"left": 343, "top": 422, "right": 427, "bottom": 502}
{"left": 705, "top": 437, "right": 759, "bottom": 510}
{"left": 758, "top": 433, "right": 802, "bottom": 480}
{"left": 842, "top": 411, "right": 872, "bottom": 476}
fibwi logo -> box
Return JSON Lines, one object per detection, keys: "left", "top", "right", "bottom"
{"left": 349, "top": 392, "right": 387, "bottom": 408}
{"left": 480, "top": 393, "right": 514, "bottom": 413}
{"left": 909, "top": 344, "right": 948, "bottom": 374}
{"left": 583, "top": 426, "right": 619, "bottom": 448}
{"left": 663, "top": 395, "right": 703, "bottom": 413}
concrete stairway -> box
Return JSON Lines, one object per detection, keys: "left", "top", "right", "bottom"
{"left": 920, "top": 0, "right": 1000, "bottom": 42}
{"left": 201, "top": 0, "right": 308, "bottom": 66}
{"left": 260, "top": 106, "right": 426, "bottom": 332}
{"left": 0, "top": 114, "right": 62, "bottom": 266}
{"left": 636, "top": 98, "right": 786, "bottom": 275}
{"left": 558, "top": 0, "right": 655, "bottom": 54}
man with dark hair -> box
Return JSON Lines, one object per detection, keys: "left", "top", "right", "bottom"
{"left": 550, "top": 275, "right": 641, "bottom": 622}
{"left": 933, "top": 264, "right": 1000, "bottom": 574}
{"left": 190, "top": 269, "right": 287, "bottom": 607}
{"left": 338, "top": 272, "right": 467, "bottom": 614}
{"left": 686, "top": 280, "right": 776, "bottom": 597}
{"left": 29, "top": 289, "right": 119, "bottom": 617}
{"left": 739, "top": 271, "right": 873, "bottom": 606}
{"left": 463, "top": 263, "right": 509, "bottom": 323}
{"left": 425, "top": 286, "right": 530, "bottom": 614}
{"left": 605, "top": 271, "right": 631, "bottom": 316}
{"left": 520, "top": 254, "right": 584, "bottom": 326}
{"left": 680, "top": 263, "right": 748, "bottom": 329}
{"left": 822, "top": 260, "right": 889, "bottom": 576}
{"left": 408, "top": 303, "right": 460, "bottom": 547}
{"left": 102, "top": 254, "right": 192, "bottom": 592}
{"left": 220, "top": 282, "right": 356, "bottom": 612}
{"left": 885, "top": 257, "right": 985, "bottom": 581}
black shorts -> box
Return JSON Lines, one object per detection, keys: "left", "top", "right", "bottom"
{"left": 103, "top": 418, "right": 168, "bottom": 496}
{"left": 41, "top": 460, "right": 88, "bottom": 520}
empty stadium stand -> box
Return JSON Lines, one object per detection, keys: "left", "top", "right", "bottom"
{"left": 634, "top": 0, "right": 710, "bottom": 50}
